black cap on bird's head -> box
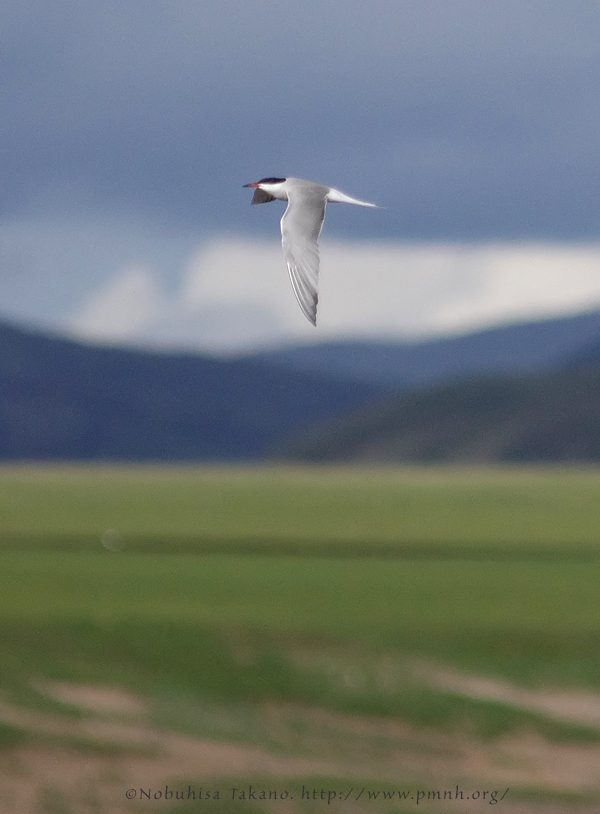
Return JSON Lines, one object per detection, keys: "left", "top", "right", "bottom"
{"left": 251, "top": 177, "right": 287, "bottom": 185}
{"left": 243, "top": 177, "right": 287, "bottom": 205}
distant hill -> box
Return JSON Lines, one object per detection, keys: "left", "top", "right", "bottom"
{"left": 254, "top": 310, "right": 600, "bottom": 388}
{"left": 274, "top": 360, "right": 600, "bottom": 464}
{"left": 3, "top": 309, "right": 600, "bottom": 462}
{"left": 0, "top": 321, "right": 379, "bottom": 460}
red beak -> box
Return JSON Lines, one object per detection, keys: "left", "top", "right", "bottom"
{"left": 243, "top": 183, "right": 259, "bottom": 188}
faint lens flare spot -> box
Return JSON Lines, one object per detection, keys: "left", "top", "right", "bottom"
{"left": 101, "top": 528, "right": 122, "bottom": 551}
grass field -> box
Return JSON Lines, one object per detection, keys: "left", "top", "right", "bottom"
{"left": 3, "top": 462, "right": 600, "bottom": 550}
{"left": 1, "top": 463, "right": 600, "bottom": 813}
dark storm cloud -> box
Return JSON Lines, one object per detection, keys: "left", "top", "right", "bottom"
{"left": 3, "top": 0, "right": 600, "bottom": 239}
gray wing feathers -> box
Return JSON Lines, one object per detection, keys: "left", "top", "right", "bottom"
{"left": 251, "top": 188, "right": 276, "bottom": 205}
{"left": 285, "top": 243, "right": 320, "bottom": 326}
{"left": 280, "top": 190, "right": 326, "bottom": 326}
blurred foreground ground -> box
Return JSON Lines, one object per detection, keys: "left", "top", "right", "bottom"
{"left": 2, "top": 665, "right": 600, "bottom": 813}
{"left": 1, "top": 464, "right": 599, "bottom": 813}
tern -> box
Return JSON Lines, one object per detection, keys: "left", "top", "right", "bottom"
{"left": 243, "top": 177, "right": 377, "bottom": 326}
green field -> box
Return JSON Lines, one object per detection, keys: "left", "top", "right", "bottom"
{"left": 1, "top": 463, "right": 600, "bottom": 813}
{"left": 3, "top": 462, "right": 600, "bottom": 550}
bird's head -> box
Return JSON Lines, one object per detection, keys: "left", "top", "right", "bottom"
{"left": 243, "top": 177, "right": 288, "bottom": 204}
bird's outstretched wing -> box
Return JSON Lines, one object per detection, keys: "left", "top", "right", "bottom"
{"left": 251, "top": 188, "right": 276, "bottom": 204}
{"left": 280, "top": 188, "right": 326, "bottom": 326}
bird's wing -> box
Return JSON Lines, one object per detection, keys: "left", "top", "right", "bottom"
{"left": 280, "top": 188, "right": 326, "bottom": 326}
{"left": 251, "top": 188, "right": 276, "bottom": 205}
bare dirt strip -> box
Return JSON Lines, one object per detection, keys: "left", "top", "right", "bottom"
{"left": 0, "top": 678, "right": 599, "bottom": 813}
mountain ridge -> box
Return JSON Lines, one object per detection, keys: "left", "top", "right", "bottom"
{"left": 2, "top": 310, "right": 600, "bottom": 461}
{"left": 0, "top": 320, "right": 379, "bottom": 460}
{"left": 274, "top": 359, "right": 600, "bottom": 464}
{"left": 252, "top": 310, "right": 600, "bottom": 388}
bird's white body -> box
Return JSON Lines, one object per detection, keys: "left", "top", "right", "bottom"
{"left": 244, "top": 177, "right": 376, "bottom": 326}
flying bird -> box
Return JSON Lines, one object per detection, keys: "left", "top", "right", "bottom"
{"left": 243, "top": 177, "right": 377, "bottom": 326}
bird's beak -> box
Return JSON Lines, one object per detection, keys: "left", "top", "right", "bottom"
{"left": 243, "top": 183, "right": 259, "bottom": 188}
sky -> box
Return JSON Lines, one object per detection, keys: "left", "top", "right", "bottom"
{"left": 2, "top": 0, "right": 600, "bottom": 353}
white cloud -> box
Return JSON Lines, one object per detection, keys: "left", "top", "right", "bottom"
{"left": 67, "top": 238, "right": 600, "bottom": 354}
{"left": 432, "top": 243, "right": 600, "bottom": 333}
{"left": 71, "top": 264, "right": 164, "bottom": 341}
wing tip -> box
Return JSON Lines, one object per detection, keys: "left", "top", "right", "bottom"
{"left": 285, "top": 260, "right": 318, "bottom": 326}
{"left": 301, "top": 302, "right": 318, "bottom": 326}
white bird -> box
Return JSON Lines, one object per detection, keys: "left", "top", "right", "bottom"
{"left": 243, "top": 177, "right": 377, "bottom": 326}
